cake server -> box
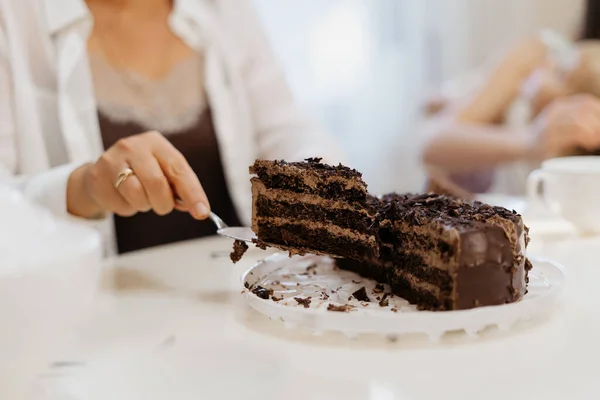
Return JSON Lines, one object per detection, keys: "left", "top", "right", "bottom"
{"left": 209, "top": 212, "right": 257, "bottom": 242}
{"left": 174, "top": 196, "right": 257, "bottom": 242}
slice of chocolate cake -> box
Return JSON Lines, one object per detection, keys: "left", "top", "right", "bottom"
{"left": 248, "top": 158, "right": 531, "bottom": 311}
{"left": 250, "top": 158, "right": 378, "bottom": 260}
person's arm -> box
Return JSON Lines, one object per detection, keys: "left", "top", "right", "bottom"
{"left": 422, "top": 122, "right": 534, "bottom": 173}
{"left": 220, "top": 0, "right": 345, "bottom": 165}
{"left": 455, "top": 35, "right": 548, "bottom": 124}
{"left": 0, "top": 20, "right": 91, "bottom": 221}
{"left": 422, "top": 36, "right": 548, "bottom": 175}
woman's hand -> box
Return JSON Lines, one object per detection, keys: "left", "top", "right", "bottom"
{"left": 67, "top": 131, "right": 210, "bottom": 219}
{"left": 531, "top": 94, "right": 600, "bottom": 159}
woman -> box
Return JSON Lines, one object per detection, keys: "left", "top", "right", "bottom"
{"left": 422, "top": 0, "right": 600, "bottom": 195}
{"left": 0, "top": 0, "right": 343, "bottom": 255}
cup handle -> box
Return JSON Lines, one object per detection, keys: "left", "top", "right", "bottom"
{"left": 526, "top": 169, "right": 546, "bottom": 208}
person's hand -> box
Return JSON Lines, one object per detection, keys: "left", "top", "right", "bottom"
{"left": 67, "top": 131, "right": 210, "bottom": 219}
{"left": 531, "top": 95, "right": 600, "bottom": 159}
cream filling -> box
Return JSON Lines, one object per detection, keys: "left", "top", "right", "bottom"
{"left": 256, "top": 217, "right": 376, "bottom": 245}
{"left": 252, "top": 179, "right": 369, "bottom": 213}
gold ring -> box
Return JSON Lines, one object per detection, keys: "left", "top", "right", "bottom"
{"left": 114, "top": 167, "right": 135, "bottom": 189}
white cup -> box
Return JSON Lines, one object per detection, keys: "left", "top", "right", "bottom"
{"left": 527, "top": 156, "right": 600, "bottom": 234}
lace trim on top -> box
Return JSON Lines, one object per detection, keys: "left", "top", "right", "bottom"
{"left": 89, "top": 52, "right": 207, "bottom": 135}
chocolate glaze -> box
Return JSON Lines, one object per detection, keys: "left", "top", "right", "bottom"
{"left": 455, "top": 227, "right": 520, "bottom": 309}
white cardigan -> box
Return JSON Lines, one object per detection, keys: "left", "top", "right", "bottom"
{"left": 0, "top": 0, "right": 343, "bottom": 254}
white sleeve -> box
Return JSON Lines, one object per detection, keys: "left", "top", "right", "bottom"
{"left": 0, "top": 24, "right": 104, "bottom": 224}
{"left": 220, "top": 0, "right": 346, "bottom": 166}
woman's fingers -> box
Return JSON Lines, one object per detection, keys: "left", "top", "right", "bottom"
{"left": 127, "top": 154, "right": 175, "bottom": 215}
{"left": 115, "top": 173, "right": 152, "bottom": 213}
{"left": 153, "top": 144, "right": 210, "bottom": 220}
{"left": 90, "top": 154, "right": 137, "bottom": 216}
{"left": 570, "top": 100, "right": 600, "bottom": 150}
{"left": 540, "top": 95, "right": 600, "bottom": 156}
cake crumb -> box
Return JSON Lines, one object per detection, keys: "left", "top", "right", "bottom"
{"left": 252, "top": 238, "right": 268, "bottom": 250}
{"left": 379, "top": 293, "right": 390, "bottom": 307}
{"left": 244, "top": 282, "right": 250, "bottom": 289}
{"left": 306, "top": 263, "right": 318, "bottom": 274}
{"left": 272, "top": 296, "right": 283, "bottom": 302}
{"left": 352, "top": 287, "right": 370, "bottom": 302}
{"left": 373, "top": 284, "right": 385, "bottom": 294}
{"left": 321, "top": 292, "right": 330, "bottom": 300}
{"left": 294, "top": 297, "right": 312, "bottom": 308}
{"left": 390, "top": 307, "right": 398, "bottom": 313}
{"left": 327, "top": 303, "right": 356, "bottom": 312}
{"left": 230, "top": 240, "right": 249, "bottom": 263}
{"left": 251, "top": 285, "right": 273, "bottom": 300}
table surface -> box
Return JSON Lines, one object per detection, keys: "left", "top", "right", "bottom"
{"left": 44, "top": 208, "right": 600, "bottom": 400}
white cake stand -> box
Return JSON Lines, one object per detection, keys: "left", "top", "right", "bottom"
{"left": 241, "top": 253, "right": 565, "bottom": 341}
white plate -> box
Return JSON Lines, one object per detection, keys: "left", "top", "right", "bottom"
{"left": 241, "top": 253, "right": 565, "bottom": 341}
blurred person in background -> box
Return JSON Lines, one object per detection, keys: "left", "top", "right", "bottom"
{"left": 422, "top": 0, "right": 600, "bottom": 196}
{"left": 0, "top": 0, "right": 343, "bottom": 255}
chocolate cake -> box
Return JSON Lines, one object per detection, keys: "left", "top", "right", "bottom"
{"left": 250, "top": 158, "right": 378, "bottom": 260}
{"left": 249, "top": 158, "right": 531, "bottom": 311}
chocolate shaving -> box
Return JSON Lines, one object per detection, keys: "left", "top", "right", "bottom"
{"left": 294, "top": 297, "right": 312, "bottom": 308}
{"left": 378, "top": 293, "right": 390, "bottom": 307}
{"left": 327, "top": 303, "right": 356, "bottom": 312}
{"left": 306, "top": 263, "right": 318, "bottom": 273}
{"left": 390, "top": 307, "right": 398, "bottom": 313}
{"left": 352, "top": 287, "right": 370, "bottom": 302}
{"left": 305, "top": 157, "right": 323, "bottom": 164}
{"left": 251, "top": 285, "right": 273, "bottom": 300}
{"left": 272, "top": 296, "right": 283, "bottom": 302}
{"left": 230, "top": 240, "right": 249, "bottom": 263}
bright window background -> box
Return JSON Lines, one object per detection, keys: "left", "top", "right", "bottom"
{"left": 252, "top": 0, "right": 584, "bottom": 195}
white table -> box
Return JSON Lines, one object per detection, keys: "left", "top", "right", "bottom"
{"left": 44, "top": 219, "right": 600, "bottom": 400}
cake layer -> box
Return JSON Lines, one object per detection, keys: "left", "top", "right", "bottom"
{"left": 255, "top": 219, "right": 378, "bottom": 260}
{"left": 250, "top": 159, "right": 367, "bottom": 202}
{"left": 387, "top": 270, "right": 453, "bottom": 311}
{"left": 255, "top": 196, "right": 372, "bottom": 233}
